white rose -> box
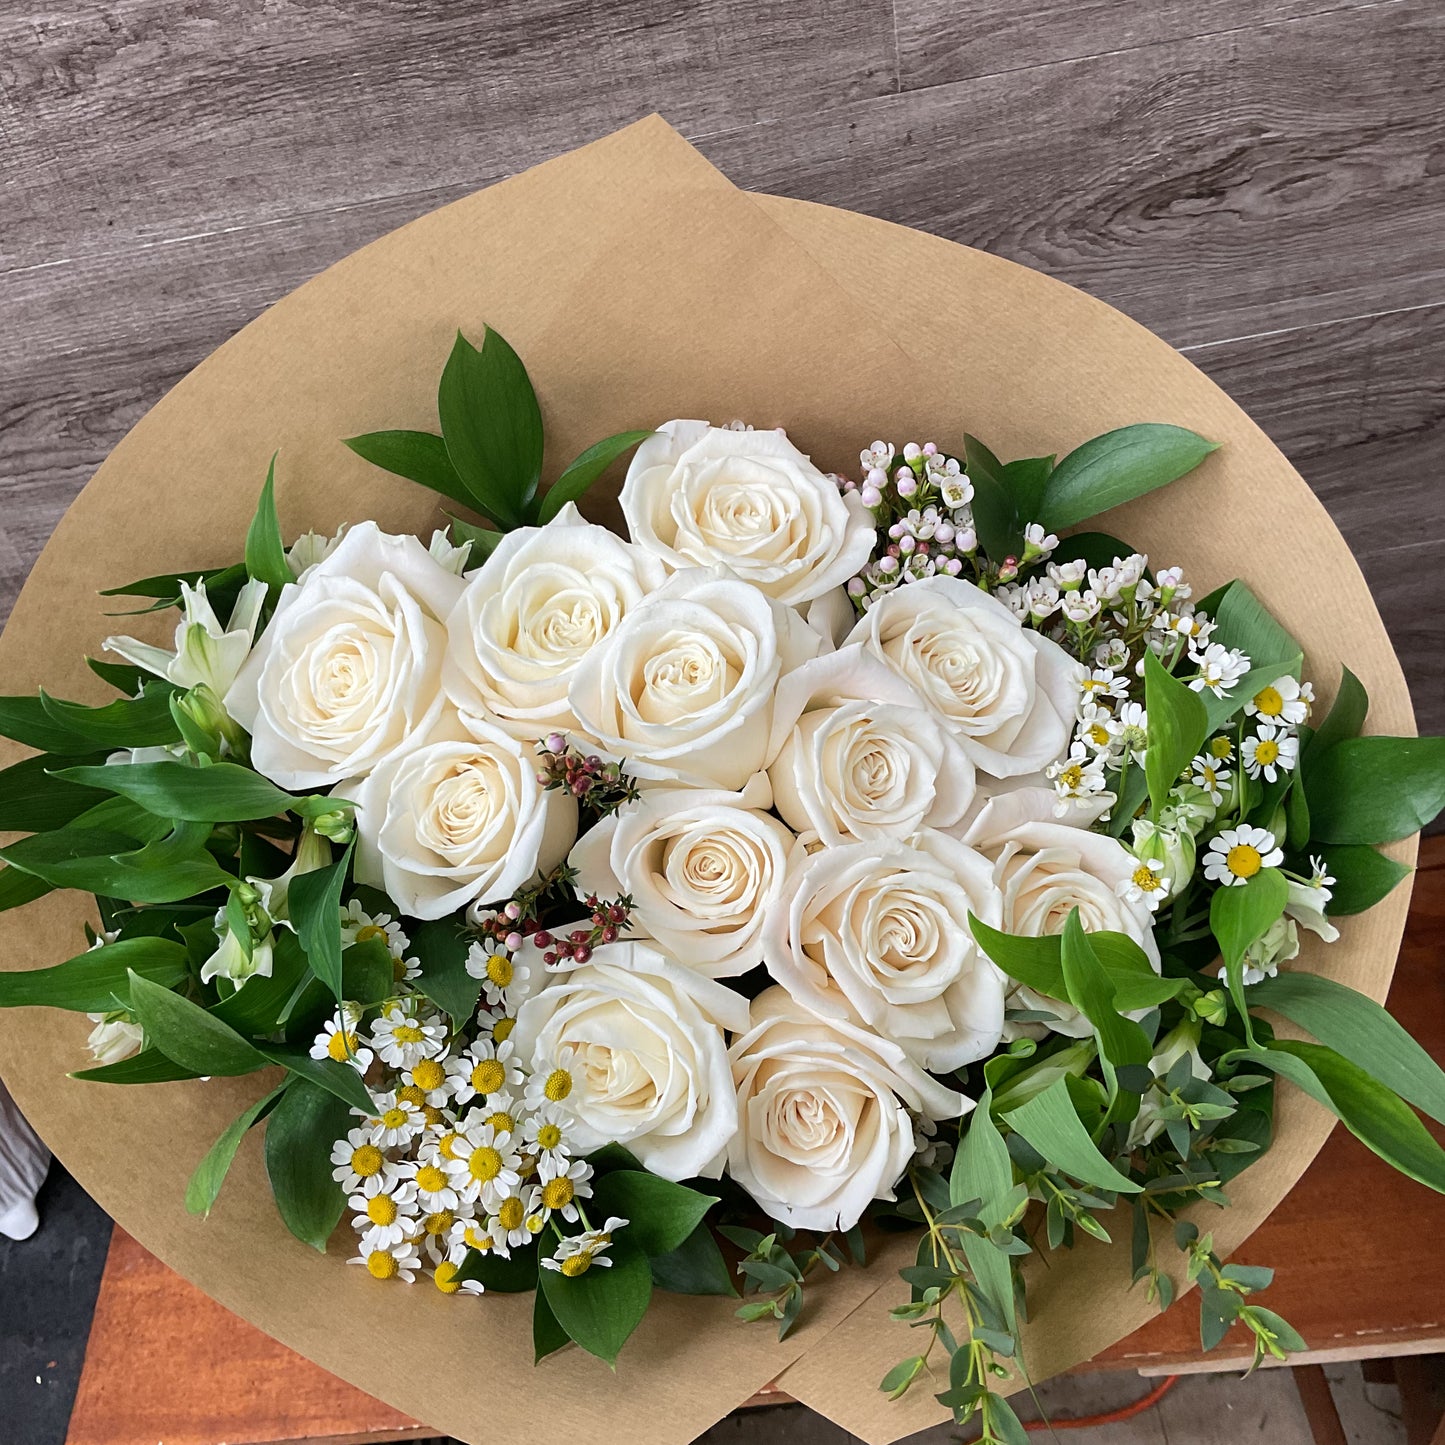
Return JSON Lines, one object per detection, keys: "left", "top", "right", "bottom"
{"left": 762, "top": 828, "right": 1007, "bottom": 1072}
{"left": 567, "top": 567, "right": 821, "bottom": 789}
{"left": 568, "top": 774, "right": 791, "bottom": 979}
{"left": 345, "top": 714, "right": 576, "bottom": 920}
{"left": 766, "top": 646, "right": 976, "bottom": 845}
{"left": 728, "top": 987, "right": 968, "bottom": 1232}
{"left": 965, "top": 789, "right": 1161, "bottom": 1037}
{"left": 442, "top": 503, "right": 666, "bottom": 740}
{"left": 226, "top": 523, "right": 465, "bottom": 789}
{"left": 620, "top": 420, "right": 875, "bottom": 605}
{"left": 847, "top": 575, "right": 1083, "bottom": 778}
{"left": 511, "top": 940, "right": 749, "bottom": 1179}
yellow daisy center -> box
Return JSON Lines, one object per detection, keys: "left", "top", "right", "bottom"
{"left": 536, "top": 1122, "right": 563, "bottom": 1150}
{"left": 1253, "top": 686, "right": 1284, "bottom": 717}
{"left": 1087, "top": 723, "right": 1110, "bottom": 746}
{"left": 498, "top": 1196, "right": 525, "bottom": 1231}
{"left": 1209, "top": 737, "right": 1232, "bottom": 760}
{"left": 366, "top": 1195, "right": 398, "bottom": 1226}
{"left": 351, "top": 1144, "right": 384, "bottom": 1178}
{"left": 392, "top": 956, "right": 409, "bottom": 983}
{"left": 415, "top": 1164, "right": 448, "bottom": 1194}
{"left": 541, "top": 1177, "right": 575, "bottom": 1211}
{"left": 486, "top": 1111, "right": 515, "bottom": 1134}
{"left": 433, "top": 1261, "right": 462, "bottom": 1294}
{"left": 1254, "top": 738, "right": 1280, "bottom": 766}
{"left": 437, "top": 1132, "right": 463, "bottom": 1160}
{"left": 470, "top": 1059, "right": 506, "bottom": 1094}
{"left": 1201, "top": 764, "right": 1218, "bottom": 787}
{"left": 1059, "top": 763, "right": 1084, "bottom": 790}
{"left": 411, "top": 1058, "right": 446, "bottom": 1092}
{"left": 492, "top": 1016, "right": 516, "bottom": 1043}
{"left": 355, "top": 923, "right": 389, "bottom": 945}
{"left": 1226, "top": 845, "right": 1263, "bottom": 879}
{"left": 423, "top": 1105, "right": 446, "bottom": 1127}
{"left": 1131, "top": 865, "right": 1161, "bottom": 892}
{"left": 366, "top": 1250, "right": 398, "bottom": 1280}
{"left": 544, "top": 1068, "right": 573, "bottom": 1102}
{"left": 397, "top": 1084, "right": 427, "bottom": 1108}
{"left": 468, "top": 1147, "right": 503, "bottom": 1183}
{"left": 560, "top": 1250, "right": 594, "bottom": 1277}
{"left": 380, "top": 1107, "right": 408, "bottom": 1130}
{"left": 486, "top": 954, "right": 514, "bottom": 988}
{"left": 392, "top": 1023, "right": 425, "bottom": 1045}
{"left": 327, "top": 1030, "right": 358, "bottom": 1062}
{"left": 463, "top": 1224, "right": 490, "bottom": 1250}
{"left": 423, "top": 1209, "right": 454, "bottom": 1236}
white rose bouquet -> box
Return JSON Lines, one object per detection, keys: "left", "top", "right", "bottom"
{"left": 2, "top": 326, "right": 1443, "bottom": 1440}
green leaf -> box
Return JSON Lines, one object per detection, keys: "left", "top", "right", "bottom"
{"left": 454, "top": 1245, "right": 539, "bottom": 1292}
{"left": 1314, "top": 843, "right": 1412, "bottom": 916}
{"left": 208, "top": 928, "right": 310, "bottom": 1036}
{"left": 253, "top": 1043, "right": 375, "bottom": 1114}
{"left": 1196, "top": 582, "right": 1304, "bottom": 731}
{"left": 0, "top": 937, "right": 187, "bottom": 1012}
{"left": 52, "top": 760, "right": 304, "bottom": 823}
{"left": 1143, "top": 650, "right": 1210, "bottom": 821}
{"left": 963, "top": 436, "right": 1022, "bottom": 562}
{"left": 1059, "top": 912, "right": 1152, "bottom": 1076}
{"left": 1001, "top": 455, "right": 1055, "bottom": 524}
{"left": 445, "top": 514, "right": 504, "bottom": 561}
{"left": 1002, "top": 1077, "right": 1142, "bottom": 1193}
{"left": 410, "top": 918, "right": 480, "bottom": 1023}
{"left": 1305, "top": 738, "right": 1445, "bottom": 844}
{"left": 126, "top": 970, "right": 268, "bottom": 1077}
{"left": 533, "top": 1286, "right": 571, "bottom": 1363}
{"left": 0, "top": 822, "right": 231, "bottom": 903}
{"left": 1305, "top": 666, "right": 1368, "bottom": 762}
{"left": 1036, "top": 424, "right": 1218, "bottom": 531}
{"left": 0, "top": 696, "right": 101, "bottom": 753}
{"left": 37, "top": 685, "right": 181, "bottom": 751}
{"left": 649, "top": 1224, "right": 737, "bottom": 1297}
{"left": 1200, "top": 1284, "right": 1241, "bottom": 1350}
{"left": 537, "top": 430, "right": 652, "bottom": 524}
{"left": 342, "top": 429, "right": 477, "bottom": 513}
{"left": 0, "top": 752, "right": 108, "bottom": 832}
{"left": 71, "top": 1047, "right": 202, "bottom": 1084}
{"left": 437, "top": 328, "right": 542, "bottom": 528}
{"left": 951, "top": 1089, "right": 1019, "bottom": 1336}
{"left": 591, "top": 1172, "right": 717, "bottom": 1258}
{"left": 538, "top": 1233, "right": 652, "bottom": 1367}
{"left": 87, "top": 657, "right": 148, "bottom": 693}
{"left": 1240, "top": 1042, "right": 1445, "bottom": 1194}
{"left": 0, "top": 864, "right": 53, "bottom": 913}
{"left": 1246, "top": 971, "right": 1445, "bottom": 1126}
{"left": 1211, "top": 870, "right": 1289, "bottom": 972}
{"left": 289, "top": 841, "right": 353, "bottom": 1004}
{"left": 186, "top": 1079, "right": 291, "bottom": 1216}
{"left": 244, "top": 455, "right": 294, "bottom": 590}
{"left": 264, "top": 1078, "right": 350, "bottom": 1251}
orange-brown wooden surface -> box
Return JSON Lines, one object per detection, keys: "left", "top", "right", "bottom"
{"left": 65, "top": 841, "right": 1445, "bottom": 1445}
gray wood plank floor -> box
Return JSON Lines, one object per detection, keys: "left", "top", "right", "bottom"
{"left": 2, "top": 0, "right": 1441, "bottom": 744}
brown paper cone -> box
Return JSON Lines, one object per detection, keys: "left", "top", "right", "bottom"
{"left": 0, "top": 118, "right": 1416, "bottom": 1444}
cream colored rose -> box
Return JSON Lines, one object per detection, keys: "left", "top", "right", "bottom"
{"left": 442, "top": 503, "right": 666, "bottom": 739}
{"left": 728, "top": 988, "right": 967, "bottom": 1232}
{"left": 964, "top": 788, "right": 1161, "bottom": 1037}
{"left": 766, "top": 647, "right": 976, "bottom": 845}
{"left": 226, "top": 523, "right": 465, "bottom": 790}
{"left": 568, "top": 775, "right": 791, "bottom": 979}
{"left": 762, "top": 828, "right": 1006, "bottom": 1071}
{"left": 567, "top": 567, "right": 821, "bottom": 789}
{"left": 847, "top": 575, "right": 1083, "bottom": 778}
{"left": 620, "top": 421, "right": 875, "bottom": 605}
{"left": 511, "top": 940, "right": 749, "bottom": 1179}
{"left": 344, "top": 715, "right": 576, "bottom": 920}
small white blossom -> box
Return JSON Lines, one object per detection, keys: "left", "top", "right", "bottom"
{"left": 1244, "top": 675, "right": 1311, "bottom": 725}
{"left": 1204, "top": 826, "right": 1284, "bottom": 887}
{"left": 1189, "top": 643, "right": 1251, "bottom": 699}
{"left": 1242, "top": 722, "right": 1299, "bottom": 783}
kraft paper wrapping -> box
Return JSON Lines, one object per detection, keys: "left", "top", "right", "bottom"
{"left": 0, "top": 118, "right": 1417, "bottom": 1444}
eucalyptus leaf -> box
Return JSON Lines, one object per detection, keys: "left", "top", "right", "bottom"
{"left": 951, "top": 1089, "right": 1019, "bottom": 1337}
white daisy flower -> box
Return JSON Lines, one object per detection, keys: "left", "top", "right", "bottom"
{"left": 445, "top": 1038, "right": 524, "bottom": 1106}
{"left": 1189, "top": 753, "right": 1228, "bottom": 804}
{"left": 1244, "top": 675, "right": 1310, "bottom": 726}
{"left": 1107, "top": 701, "right": 1149, "bottom": 763}
{"left": 361, "top": 1092, "right": 427, "bottom": 1149}
{"left": 350, "top": 1235, "right": 420, "bottom": 1283}
{"left": 445, "top": 1121, "right": 523, "bottom": 1211}
{"left": 1081, "top": 666, "right": 1129, "bottom": 701}
{"left": 523, "top": 1050, "right": 577, "bottom": 1112}
{"left": 540, "top": 1216, "right": 628, "bottom": 1276}
{"left": 401, "top": 1055, "right": 452, "bottom": 1109}
{"left": 1206, "top": 735, "right": 1235, "bottom": 764}
{"left": 1204, "top": 825, "right": 1284, "bottom": 888}
{"left": 1307, "top": 854, "right": 1336, "bottom": 893}
{"left": 464, "top": 940, "right": 534, "bottom": 1009}
{"left": 340, "top": 899, "right": 410, "bottom": 956}
{"left": 1242, "top": 723, "right": 1299, "bottom": 783}
{"left": 535, "top": 1156, "right": 594, "bottom": 1224}
{"left": 309, "top": 1013, "right": 374, "bottom": 1073}
{"left": 347, "top": 1177, "right": 419, "bottom": 1250}
{"left": 1046, "top": 742, "right": 1111, "bottom": 816}
{"left": 398, "top": 1154, "right": 463, "bottom": 1214}
{"left": 330, "top": 1127, "right": 399, "bottom": 1192}
{"left": 431, "top": 1259, "right": 485, "bottom": 1296}
{"left": 1116, "top": 863, "right": 1170, "bottom": 913}
{"left": 486, "top": 1183, "right": 548, "bottom": 1250}
{"left": 446, "top": 1214, "right": 509, "bottom": 1262}
{"left": 417, "top": 1194, "right": 475, "bottom": 1265}
{"left": 370, "top": 1003, "right": 448, "bottom": 1070}
{"left": 1189, "top": 643, "right": 1250, "bottom": 699}
{"left": 521, "top": 1104, "right": 575, "bottom": 1173}
{"left": 1075, "top": 701, "right": 1118, "bottom": 758}
{"left": 474, "top": 1008, "right": 517, "bottom": 1046}
{"left": 470, "top": 1090, "right": 522, "bottom": 1141}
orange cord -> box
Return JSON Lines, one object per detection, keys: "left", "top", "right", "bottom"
{"left": 1022, "top": 1373, "right": 1180, "bottom": 1431}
